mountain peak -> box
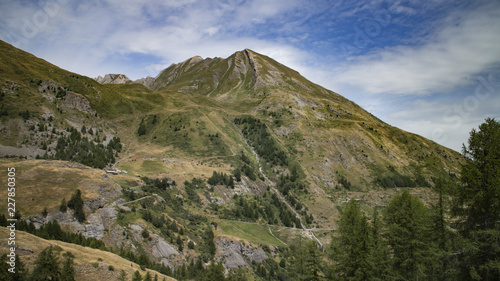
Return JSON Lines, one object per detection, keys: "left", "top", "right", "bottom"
{"left": 95, "top": 73, "right": 131, "bottom": 84}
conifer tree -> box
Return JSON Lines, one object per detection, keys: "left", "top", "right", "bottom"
{"left": 385, "top": 190, "right": 431, "bottom": 280}
{"left": 67, "top": 189, "right": 85, "bottom": 222}
{"left": 369, "top": 208, "right": 391, "bottom": 281}
{"left": 427, "top": 178, "right": 459, "bottom": 280}
{"left": 138, "top": 119, "right": 147, "bottom": 136}
{"left": 60, "top": 198, "right": 67, "bottom": 212}
{"left": 452, "top": 118, "right": 500, "bottom": 280}
{"left": 205, "top": 262, "right": 226, "bottom": 281}
{"left": 330, "top": 200, "right": 373, "bottom": 280}
{"left": 12, "top": 254, "right": 28, "bottom": 281}
{"left": 176, "top": 235, "right": 183, "bottom": 252}
{"left": 0, "top": 254, "right": 10, "bottom": 281}
{"left": 60, "top": 252, "right": 75, "bottom": 281}
{"left": 117, "top": 270, "right": 127, "bottom": 281}
{"left": 132, "top": 270, "right": 142, "bottom": 281}
{"left": 30, "top": 246, "right": 61, "bottom": 281}
{"left": 292, "top": 239, "right": 323, "bottom": 280}
{"left": 204, "top": 226, "right": 216, "bottom": 257}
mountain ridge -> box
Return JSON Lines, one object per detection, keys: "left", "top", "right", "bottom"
{"left": 0, "top": 39, "right": 463, "bottom": 279}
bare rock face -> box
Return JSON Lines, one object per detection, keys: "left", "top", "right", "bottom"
{"left": 215, "top": 237, "right": 268, "bottom": 269}
{"left": 82, "top": 206, "right": 117, "bottom": 239}
{"left": 95, "top": 74, "right": 131, "bottom": 84}
{"left": 151, "top": 235, "right": 179, "bottom": 260}
{"left": 63, "top": 91, "right": 94, "bottom": 114}
{"left": 134, "top": 76, "right": 155, "bottom": 89}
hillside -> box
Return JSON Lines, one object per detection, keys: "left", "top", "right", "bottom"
{"left": 0, "top": 39, "right": 463, "bottom": 279}
{"left": 0, "top": 227, "right": 175, "bottom": 281}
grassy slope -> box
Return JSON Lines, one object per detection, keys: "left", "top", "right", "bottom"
{"left": 216, "top": 220, "right": 287, "bottom": 247}
{"left": 0, "top": 227, "right": 175, "bottom": 281}
{"left": 0, "top": 39, "right": 463, "bottom": 243}
{"left": 0, "top": 159, "right": 120, "bottom": 217}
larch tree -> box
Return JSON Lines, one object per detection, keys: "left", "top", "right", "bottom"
{"left": 452, "top": 118, "right": 500, "bottom": 280}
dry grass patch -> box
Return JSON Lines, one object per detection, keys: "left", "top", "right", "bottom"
{"left": 0, "top": 159, "right": 121, "bottom": 216}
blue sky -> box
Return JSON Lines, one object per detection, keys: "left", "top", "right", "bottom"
{"left": 1, "top": 0, "right": 499, "bottom": 152}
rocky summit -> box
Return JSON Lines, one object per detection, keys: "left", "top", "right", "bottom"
{"left": 95, "top": 73, "right": 131, "bottom": 84}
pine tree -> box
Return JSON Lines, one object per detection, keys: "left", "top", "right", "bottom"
{"left": 60, "top": 198, "right": 67, "bottom": 212}
{"left": 138, "top": 119, "right": 147, "bottom": 136}
{"left": 204, "top": 227, "right": 216, "bottom": 257}
{"left": 144, "top": 271, "right": 152, "bottom": 281}
{"left": 205, "top": 262, "right": 226, "bottom": 281}
{"left": 428, "top": 178, "right": 459, "bottom": 280}
{"left": 132, "top": 270, "right": 142, "bottom": 281}
{"left": 176, "top": 235, "right": 183, "bottom": 251}
{"left": 369, "top": 208, "right": 392, "bottom": 281}
{"left": 12, "top": 254, "right": 28, "bottom": 281}
{"left": 30, "top": 246, "right": 61, "bottom": 281}
{"left": 292, "top": 239, "right": 323, "bottom": 280}
{"left": 330, "top": 200, "right": 373, "bottom": 280}
{"left": 0, "top": 254, "right": 10, "bottom": 281}
{"left": 117, "top": 270, "right": 128, "bottom": 281}
{"left": 67, "top": 189, "right": 85, "bottom": 222}
{"left": 452, "top": 118, "right": 500, "bottom": 280}
{"left": 385, "top": 190, "right": 431, "bottom": 280}
{"left": 60, "top": 253, "right": 75, "bottom": 281}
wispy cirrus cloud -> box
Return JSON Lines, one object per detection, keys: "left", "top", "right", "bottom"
{"left": 328, "top": 1, "right": 500, "bottom": 96}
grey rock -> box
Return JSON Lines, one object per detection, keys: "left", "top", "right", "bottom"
{"left": 216, "top": 237, "right": 268, "bottom": 269}
{"left": 95, "top": 74, "right": 131, "bottom": 84}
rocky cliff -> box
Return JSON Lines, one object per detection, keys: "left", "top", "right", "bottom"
{"left": 95, "top": 74, "right": 131, "bottom": 84}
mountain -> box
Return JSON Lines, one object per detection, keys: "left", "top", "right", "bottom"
{"left": 0, "top": 40, "right": 462, "bottom": 279}
{"left": 95, "top": 74, "right": 132, "bottom": 84}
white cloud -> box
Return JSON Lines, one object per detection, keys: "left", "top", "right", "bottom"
{"left": 328, "top": 2, "right": 500, "bottom": 96}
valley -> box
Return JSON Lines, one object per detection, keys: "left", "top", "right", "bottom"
{"left": 0, "top": 39, "right": 471, "bottom": 280}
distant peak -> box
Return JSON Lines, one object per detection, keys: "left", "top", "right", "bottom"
{"left": 95, "top": 74, "right": 131, "bottom": 84}
{"left": 180, "top": 55, "right": 204, "bottom": 66}
{"left": 190, "top": 55, "right": 203, "bottom": 62}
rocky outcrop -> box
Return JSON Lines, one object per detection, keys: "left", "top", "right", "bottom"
{"left": 63, "top": 91, "right": 94, "bottom": 114}
{"left": 215, "top": 237, "right": 268, "bottom": 269}
{"left": 95, "top": 74, "right": 131, "bottom": 84}
{"left": 151, "top": 235, "right": 179, "bottom": 267}
{"left": 38, "top": 79, "right": 62, "bottom": 102}
{"left": 134, "top": 76, "right": 155, "bottom": 89}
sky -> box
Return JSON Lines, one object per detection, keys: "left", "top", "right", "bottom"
{"left": 1, "top": 0, "right": 499, "bottom": 152}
